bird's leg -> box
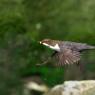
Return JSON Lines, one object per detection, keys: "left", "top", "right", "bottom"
{"left": 36, "top": 57, "right": 51, "bottom": 66}
{"left": 36, "top": 57, "right": 52, "bottom": 66}
{"left": 36, "top": 52, "right": 57, "bottom": 66}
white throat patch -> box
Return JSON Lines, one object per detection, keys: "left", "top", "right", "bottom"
{"left": 42, "top": 43, "right": 60, "bottom": 51}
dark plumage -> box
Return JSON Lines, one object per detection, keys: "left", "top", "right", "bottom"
{"left": 40, "top": 39, "right": 95, "bottom": 66}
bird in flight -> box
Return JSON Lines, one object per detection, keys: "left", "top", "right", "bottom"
{"left": 39, "top": 39, "right": 95, "bottom": 66}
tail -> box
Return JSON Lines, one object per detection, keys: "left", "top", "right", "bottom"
{"left": 85, "top": 45, "right": 95, "bottom": 50}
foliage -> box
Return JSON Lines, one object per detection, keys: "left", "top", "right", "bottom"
{"left": 0, "top": 0, "right": 95, "bottom": 94}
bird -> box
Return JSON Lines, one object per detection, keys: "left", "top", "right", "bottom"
{"left": 39, "top": 39, "right": 95, "bottom": 66}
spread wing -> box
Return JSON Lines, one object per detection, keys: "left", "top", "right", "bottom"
{"left": 53, "top": 49, "right": 80, "bottom": 66}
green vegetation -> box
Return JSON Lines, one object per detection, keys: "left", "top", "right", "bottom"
{"left": 0, "top": 0, "right": 95, "bottom": 94}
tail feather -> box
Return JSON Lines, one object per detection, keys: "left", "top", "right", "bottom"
{"left": 79, "top": 45, "right": 95, "bottom": 52}
{"left": 86, "top": 45, "right": 95, "bottom": 49}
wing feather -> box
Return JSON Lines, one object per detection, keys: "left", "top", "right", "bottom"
{"left": 54, "top": 48, "right": 80, "bottom": 66}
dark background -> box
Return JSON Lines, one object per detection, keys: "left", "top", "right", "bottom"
{"left": 0, "top": 0, "right": 95, "bottom": 94}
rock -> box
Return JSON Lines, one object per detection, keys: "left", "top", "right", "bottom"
{"left": 22, "top": 75, "right": 49, "bottom": 95}
{"left": 44, "top": 80, "right": 95, "bottom": 95}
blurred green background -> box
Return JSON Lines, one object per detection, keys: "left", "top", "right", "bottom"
{"left": 0, "top": 0, "right": 95, "bottom": 94}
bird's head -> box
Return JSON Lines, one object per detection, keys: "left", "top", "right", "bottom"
{"left": 40, "top": 39, "right": 60, "bottom": 51}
